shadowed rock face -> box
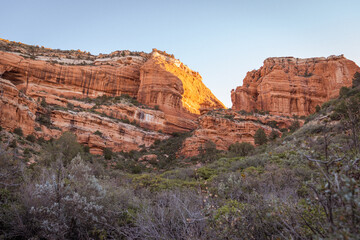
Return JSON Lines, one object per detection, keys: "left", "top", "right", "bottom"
{"left": 0, "top": 78, "right": 169, "bottom": 154}
{"left": 0, "top": 51, "right": 144, "bottom": 99}
{"left": 231, "top": 55, "right": 360, "bottom": 116}
{"left": 179, "top": 109, "right": 300, "bottom": 157}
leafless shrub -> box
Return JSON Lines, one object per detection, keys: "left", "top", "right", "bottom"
{"left": 134, "top": 190, "right": 209, "bottom": 240}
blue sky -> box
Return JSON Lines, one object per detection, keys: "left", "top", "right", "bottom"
{"left": 1, "top": 0, "right": 359, "bottom": 107}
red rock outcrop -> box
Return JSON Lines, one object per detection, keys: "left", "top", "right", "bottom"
{"left": 231, "top": 55, "right": 360, "bottom": 116}
{"left": 137, "top": 50, "right": 225, "bottom": 132}
{"left": 0, "top": 41, "right": 225, "bottom": 134}
{"left": 0, "top": 51, "right": 145, "bottom": 99}
{"left": 0, "top": 40, "right": 225, "bottom": 154}
{"left": 180, "top": 109, "right": 301, "bottom": 157}
{"left": 0, "top": 78, "right": 38, "bottom": 135}
{"left": 49, "top": 109, "right": 168, "bottom": 155}
{"left": 138, "top": 51, "right": 225, "bottom": 115}
{"left": 0, "top": 78, "right": 169, "bottom": 154}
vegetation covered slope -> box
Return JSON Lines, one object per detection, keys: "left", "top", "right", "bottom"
{"left": 1, "top": 74, "right": 360, "bottom": 239}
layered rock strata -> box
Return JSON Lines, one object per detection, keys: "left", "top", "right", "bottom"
{"left": 0, "top": 41, "right": 225, "bottom": 134}
{"left": 0, "top": 51, "right": 145, "bottom": 99}
{"left": 0, "top": 78, "right": 169, "bottom": 154}
{"left": 180, "top": 110, "right": 302, "bottom": 157}
{"left": 137, "top": 51, "right": 225, "bottom": 132}
{"left": 231, "top": 55, "right": 360, "bottom": 116}
{"left": 138, "top": 51, "right": 225, "bottom": 115}
{"left": 0, "top": 40, "right": 225, "bottom": 154}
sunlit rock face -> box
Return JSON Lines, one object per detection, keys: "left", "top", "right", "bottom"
{"left": 0, "top": 41, "right": 225, "bottom": 153}
{"left": 137, "top": 50, "right": 225, "bottom": 132}
{"left": 138, "top": 51, "right": 225, "bottom": 115}
{"left": 231, "top": 55, "right": 360, "bottom": 116}
{"left": 179, "top": 109, "right": 301, "bottom": 157}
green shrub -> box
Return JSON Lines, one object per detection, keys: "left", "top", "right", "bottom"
{"left": 67, "top": 102, "right": 74, "bottom": 110}
{"left": 160, "top": 168, "right": 196, "bottom": 181}
{"left": 130, "top": 164, "right": 142, "bottom": 174}
{"left": 254, "top": 128, "right": 267, "bottom": 145}
{"left": 13, "top": 127, "right": 23, "bottom": 136}
{"left": 25, "top": 134, "right": 36, "bottom": 142}
{"left": 9, "top": 140, "right": 17, "bottom": 148}
{"left": 267, "top": 120, "right": 278, "bottom": 129}
{"left": 321, "top": 99, "right": 336, "bottom": 110}
{"left": 269, "top": 130, "right": 279, "bottom": 140}
{"left": 132, "top": 174, "right": 198, "bottom": 191}
{"left": 228, "top": 142, "right": 254, "bottom": 157}
{"left": 339, "top": 86, "right": 350, "bottom": 97}
{"left": 83, "top": 145, "right": 90, "bottom": 153}
{"left": 204, "top": 140, "right": 217, "bottom": 154}
{"left": 23, "top": 148, "right": 31, "bottom": 155}
{"left": 197, "top": 167, "right": 217, "bottom": 180}
{"left": 197, "top": 140, "right": 219, "bottom": 161}
{"left": 289, "top": 121, "right": 300, "bottom": 132}
{"left": 280, "top": 128, "right": 288, "bottom": 133}
{"left": 40, "top": 97, "right": 47, "bottom": 107}
{"left": 224, "top": 115, "right": 234, "bottom": 120}
{"left": 154, "top": 105, "right": 160, "bottom": 110}
{"left": 315, "top": 105, "right": 321, "bottom": 113}
{"left": 352, "top": 72, "right": 360, "bottom": 88}
{"left": 37, "top": 137, "right": 45, "bottom": 144}
{"left": 94, "top": 130, "right": 103, "bottom": 136}
{"left": 0, "top": 126, "right": 2, "bottom": 131}
{"left": 41, "top": 132, "right": 84, "bottom": 166}
{"left": 36, "top": 112, "right": 52, "bottom": 126}
{"left": 330, "top": 112, "right": 341, "bottom": 121}
{"left": 121, "top": 117, "right": 131, "bottom": 124}
{"left": 103, "top": 148, "right": 113, "bottom": 160}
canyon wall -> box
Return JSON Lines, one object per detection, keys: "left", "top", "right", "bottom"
{"left": 0, "top": 78, "right": 169, "bottom": 154}
{"left": 138, "top": 51, "right": 225, "bottom": 115}
{"left": 0, "top": 40, "right": 225, "bottom": 154}
{"left": 231, "top": 55, "right": 360, "bottom": 116}
{"left": 137, "top": 51, "right": 225, "bottom": 132}
{"left": 179, "top": 109, "right": 299, "bottom": 157}
{"left": 0, "top": 51, "right": 144, "bottom": 99}
{"left": 2, "top": 39, "right": 359, "bottom": 157}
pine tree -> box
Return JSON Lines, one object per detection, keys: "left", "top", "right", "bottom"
{"left": 254, "top": 128, "right": 267, "bottom": 145}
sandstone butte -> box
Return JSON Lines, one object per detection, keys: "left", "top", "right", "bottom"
{"left": 231, "top": 55, "right": 360, "bottom": 116}
{"left": 0, "top": 40, "right": 224, "bottom": 154}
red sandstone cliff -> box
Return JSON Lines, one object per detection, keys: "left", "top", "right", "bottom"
{"left": 0, "top": 78, "right": 169, "bottom": 154}
{"left": 2, "top": 39, "right": 359, "bottom": 158}
{"left": 0, "top": 40, "right": 225, "bottom": 154}
{"left": 137, "top": 50, "right": 225, "bottom": 132}
{"left": 0, "top": 51, "right": 145, "bottom": 99}
{"left": 231, "top": 55, "right": 360, "bottom": 116}
{"left": 179, "top": 109, "right": 299, "bottom": 157}
{"left": 138, "top": 51, "right": 225, "bottom": 115}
